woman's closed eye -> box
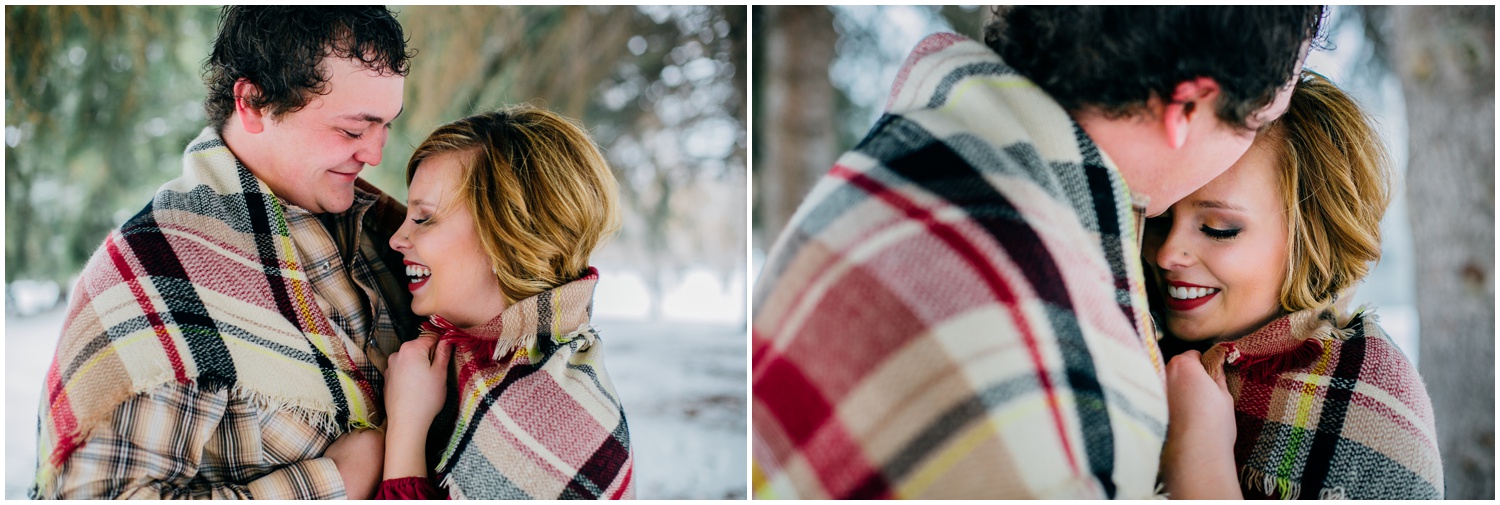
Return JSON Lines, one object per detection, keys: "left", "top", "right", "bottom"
{"left": 1200, "top": 224, "right": 1240, "bottom": 240}
{"left": 341, "top": 129, "right": 364, "bottom": 140}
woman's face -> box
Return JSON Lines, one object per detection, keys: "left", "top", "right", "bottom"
{"left": 1142, "top": 139, "right": 1289, "bottom": 342}
{"left": 390, "top": 152, "right": 507, "bottom": 328}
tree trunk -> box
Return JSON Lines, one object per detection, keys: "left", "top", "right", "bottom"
{"left": 758, "top": 6, "right": 837, "bottom": 248}
{"left": 1367, "top": 5, "right": 1495, "bottom": 499}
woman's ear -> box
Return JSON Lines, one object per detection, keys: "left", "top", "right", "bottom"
{"left": 1162, "top": 77, "right": 1222, "bottom": 149}
{"left": 233, "top": 78, "right": 267, "bottom": 134}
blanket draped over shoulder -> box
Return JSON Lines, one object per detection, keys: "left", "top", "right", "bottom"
{"left": 1200, "top": 306, "right": 1443, "bottom": 499}
{"left": 424, "top": 268, "right": 634, "bottom": 499}
{"left": 34, "top": 128, "right": 382, "bottom": 495}
{"left": 750, "top": 33, "right": 1168, "bottom": 499}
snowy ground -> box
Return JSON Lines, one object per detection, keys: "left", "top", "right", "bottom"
{"left": 6, "top": 306, "right": 60, "bottom": 499}
{"left": 597, "top": 319, "right": 747, "bottom": 499}
{"left": 4, "top": 308, "right": 747, "bottom": 499}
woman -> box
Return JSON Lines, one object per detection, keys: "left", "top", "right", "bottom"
{"left": 374, "top": 105, "right": 633, "bottom": 499}
{"left": 1146, "top": 73, "right": 1442, "bottom": 499}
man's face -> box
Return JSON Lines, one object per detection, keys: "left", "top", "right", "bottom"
{"left": 1143, "top": 40, "right": 1311, "bottom": 217}
{"left": 256, "top": 57, "right": 405, "bottom": 214}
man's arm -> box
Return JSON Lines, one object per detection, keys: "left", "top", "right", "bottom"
{"left": 39, "top": 383, "right": 347, "bottom": 500}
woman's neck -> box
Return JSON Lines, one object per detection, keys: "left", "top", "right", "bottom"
{"left": 439, "top": 296, "right": 507, "bottom": 332}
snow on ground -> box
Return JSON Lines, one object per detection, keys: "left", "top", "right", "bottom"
{"left": 5, "top": 306, "right": 62, "bottom": 499}
{"left": 4, "top": 308, "right": 747, "bottom": 499}
{"left": 597, "top": 319, "right": 747, "bottom": 499}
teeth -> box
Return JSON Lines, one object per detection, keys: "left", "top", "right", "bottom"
{"left": 405, "top": 264, "right": 432, "bottom": 278}
{"left": 1167, "top": 285, "right": 1219, "bottom": 300}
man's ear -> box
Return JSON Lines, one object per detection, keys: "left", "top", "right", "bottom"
{"left": 1162, "top": 77, "right": 1221, "bottom": 149}
{"left": 233, "top": 78, "right": 267, "bottom": 134}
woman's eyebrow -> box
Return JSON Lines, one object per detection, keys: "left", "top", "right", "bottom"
{"left": 1194, "top": 199, "right": 1247, "bottom": 212}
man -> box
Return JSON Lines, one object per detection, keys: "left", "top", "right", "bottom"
{"left": 33, "top": 6, "right": 419, "bottom": 499}
{"left": 751, "top": 6, "right": 1324, "bottom": 499}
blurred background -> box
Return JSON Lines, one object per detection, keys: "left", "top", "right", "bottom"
{"left": 5, "top": 6, "right": 746, "bottom": 499}
{"left": 752, "top": 6, "right": 1492, "bottom": 499}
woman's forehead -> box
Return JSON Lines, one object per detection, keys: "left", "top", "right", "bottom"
{"left": 1193, "top": 142, "right": 1282, "bottom": 209}
{"left": 410, "top": 154, "right": 466, "bottom": 203}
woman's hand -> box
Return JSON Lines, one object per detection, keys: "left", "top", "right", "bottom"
{"left": 382, "top": 334, "right": 452, "bottom": 480}
{"left": 386, "top": 334, "right": 452, "bottom": 427}
{"left": 1160, "top": 349, "right": 1242, "bottom": 499}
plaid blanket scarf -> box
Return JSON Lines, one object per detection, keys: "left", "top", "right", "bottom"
{"left": 1196, "top": 306, "right": 1443, "bottom": 499}
{"left": 751, "top": 33, "right": 1167, "bottom": 499}
{"left": 423, "top": 268, "right": 634, "bottom": 499}
{"left": 34, "top": 128, "right": 382, "bottom": 495}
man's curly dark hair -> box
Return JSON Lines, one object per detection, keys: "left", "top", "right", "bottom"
{"left": 202, "top": 6, "right": 415, "bottom": 131}
{"left": 984, "top": 6, "right": 1326, "bottom": 130}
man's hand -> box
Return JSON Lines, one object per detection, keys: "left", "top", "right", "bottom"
{"left": 1160, "top": 350, "right": 1242, "bottom": 499}
{"left": 325, "top": 428, "right": 384, "bottom": 499}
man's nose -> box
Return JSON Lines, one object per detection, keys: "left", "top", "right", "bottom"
{"left": 357, "top": 128, "right": 387, "bottom": 166}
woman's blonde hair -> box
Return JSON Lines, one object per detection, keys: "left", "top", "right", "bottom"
{"left": 406, "top": 104, "right": 620, "bottom": 304}
{"left": 1263, "top": 71, "right": 1392, "bottom": 312}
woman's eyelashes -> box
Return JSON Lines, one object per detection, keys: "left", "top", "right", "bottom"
{"left": 1200, "top": 224, "right": 1241, "bottom": 240}
{"left": 341, "top": 129, "right": 364, "bottom": 140}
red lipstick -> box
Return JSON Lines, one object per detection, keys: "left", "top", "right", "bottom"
{"left": 1163, "top": 280, "right": 1220, "bottom": 312}
{"left": 404, "top": 259, "right": 430, "bottom": 291}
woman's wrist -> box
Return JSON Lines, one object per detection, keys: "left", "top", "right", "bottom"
{"left": 1162, "top": 434, "right": 1241, "bottom": 499}
{"left": 381, "top": 421, "right": 433, "bottom": 480}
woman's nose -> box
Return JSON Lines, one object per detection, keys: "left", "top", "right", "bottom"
{"left": 1154, "top": 232, "right": 1193, "bottom": 270}
{"left": 389, "top": 222, "right": 410, "bottom": 251}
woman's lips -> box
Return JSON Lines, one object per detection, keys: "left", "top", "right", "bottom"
{"left": 404, "top": 260, "right": 430, "bottom": 291}
{"left": 1163, "top": 280, "right": 1220, "bottom": 312}
{"left": 1164, "top": 289, "right": 1217, "bottom": 311}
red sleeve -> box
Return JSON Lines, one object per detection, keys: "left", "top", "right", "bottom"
{"left": 374, "top": 476, "right": 444, "bottom": 500}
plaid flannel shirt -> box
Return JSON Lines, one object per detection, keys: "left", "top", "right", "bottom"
{"left": 35, "top": 180, "right": 417, "bottom": 499}
{"left": 751, "top": 33, "right": 1168, "bottom": 499}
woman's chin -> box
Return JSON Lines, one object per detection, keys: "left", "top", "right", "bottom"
{"left": 1165, "top": 322, "right": 1217, "bottom": 343}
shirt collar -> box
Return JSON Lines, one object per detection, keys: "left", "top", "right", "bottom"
{"left": 277, "top": 183, "right": 378, "bottom": 221}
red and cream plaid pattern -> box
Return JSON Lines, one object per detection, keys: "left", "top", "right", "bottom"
{"left": 33, "top": 128, "right": 390, "bottom": 497}
{"left": 751, "top": 33, "right": 1168, "bottom": 499}
{"left": 1197, "top": 307, "right": 1443, "bottom": 499}
{"left": 33, "top": 382, "right": 348, "bottom": 499}
{"left": 424, "top": 268, "right": 635, "bottom": 499}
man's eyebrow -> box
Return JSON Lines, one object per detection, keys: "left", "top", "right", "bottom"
{"left": 1194, "top": 199, "right": 1247, "bottom": 211}
{"left": 338, "top": 106, "right": 404, "bottom": 125}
